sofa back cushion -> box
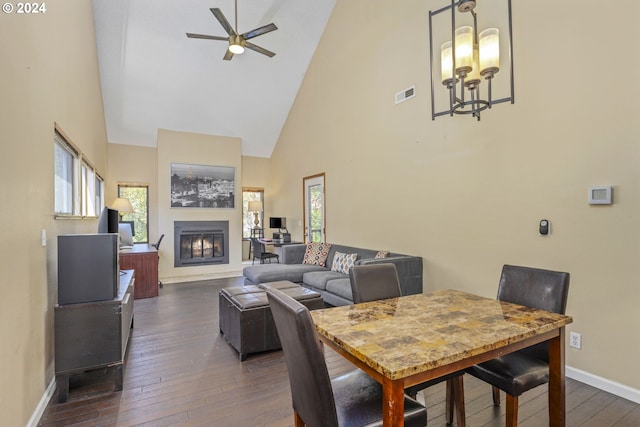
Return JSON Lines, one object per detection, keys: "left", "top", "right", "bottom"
{"left": 330, "top": 251, "right": 358, "bottom": 274}
{"left": 325, "top": 244, "right": 379, "bottom": 270}
{"left": 302, "top": 242, "right": 332, "bottom": 267}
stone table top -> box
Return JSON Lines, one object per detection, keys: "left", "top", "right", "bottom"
{"left": 311, "top": 289, "right": 573, "bottom": 380}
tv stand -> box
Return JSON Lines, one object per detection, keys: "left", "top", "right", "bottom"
{"left": 54, "top": 270, "right": 135, "bottom": 403}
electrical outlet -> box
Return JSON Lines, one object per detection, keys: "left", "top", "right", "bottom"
{"left": 569, "top": 332, "right": 582, "bottom": 349}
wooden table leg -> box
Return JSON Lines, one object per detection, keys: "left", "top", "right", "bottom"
{"left": 382, "top": 377, "right": 405, "bottom": 427}
{"left": 548, "top": 328, "right": 566, "bottom": 427}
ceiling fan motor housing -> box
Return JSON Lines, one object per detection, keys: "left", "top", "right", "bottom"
{"left": 229, "top": 35, "right": 246, "bottom": 54}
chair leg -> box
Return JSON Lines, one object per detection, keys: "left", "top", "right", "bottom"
{"left": 505, "top": 394, "right": 518, "bottom": 427}
{"left": 293, "top": 411, "right": 305, "bottom": 427}
{"left": 492, "top": 385, "right": 501, "bottom": 406}
{"left": 446, "top": 376, "right": 466, "bottom": 426}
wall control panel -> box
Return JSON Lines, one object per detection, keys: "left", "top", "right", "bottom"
{"left": 588, "top": 186, "right": 612, "bottom": 205}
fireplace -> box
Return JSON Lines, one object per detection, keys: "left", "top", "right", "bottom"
{"left": 174, "top": 221, "right": 229, "bottom": 267}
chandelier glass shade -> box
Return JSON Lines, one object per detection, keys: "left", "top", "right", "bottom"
{"left": 429, "top": 0, "right": 514, "bottom": 121}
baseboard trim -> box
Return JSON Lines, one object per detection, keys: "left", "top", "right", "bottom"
{"left": 566, "top": 366, "right": 640, "bottom": 404}
{"left": 160, "top": 271, "right": 243, "bottom": 285}
{"left": 27, "top": 377, "right": 56, "bottom": 427}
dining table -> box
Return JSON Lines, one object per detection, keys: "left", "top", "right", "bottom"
{"left": 311, "top": 289, "right": 573, "bottom": 427}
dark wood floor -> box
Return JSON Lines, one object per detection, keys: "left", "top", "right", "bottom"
{"left": 39, "top": 278, "right": 640, "bottom": 427}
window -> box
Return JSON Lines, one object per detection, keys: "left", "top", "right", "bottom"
{"left": 95, "top": 175, "right": 104, "bottom": 214}
{"left": 304, "top": 173, "right": 325, "bottom": 243}
{"left": 54, "top": 132, "right": 77, "bottom": 215}
{"left": 242, "top": 188, "right": 264, "bottom": 238}
{"left": 54, "top": 126, "right": 104, "bottom": 218}
{"left": 81, "top": 161, "right": 97, "bottom": 217}
{"left": 118, "top": 184, "right": 149, "bottom": 243}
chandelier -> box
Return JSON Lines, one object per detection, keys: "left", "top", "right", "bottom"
{"left": 429, "top": 0, "right": 514, "bottom": 121}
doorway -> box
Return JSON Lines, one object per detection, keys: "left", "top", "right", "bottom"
{"left": 303, "top": 173, "right": 325, "bottom": 243}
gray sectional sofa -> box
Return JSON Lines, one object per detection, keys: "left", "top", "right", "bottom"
{"left": 242, "top": 243, "right": 423, "bottom": 306}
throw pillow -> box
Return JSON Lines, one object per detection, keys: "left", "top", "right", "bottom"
{"left": 331, "top": 251, "right": 358, "bottom": 274}
{"left": 302, "top": 242, "right": 332, "bottom": 267}
{"left": 375, "top": 250, "right": 390, "bottom": 259}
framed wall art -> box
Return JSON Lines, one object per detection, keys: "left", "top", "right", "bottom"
{"left": 170, "top": 163, "right": 235, "bottom": 208}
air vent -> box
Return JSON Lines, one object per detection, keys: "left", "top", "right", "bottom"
{"left": 395, "top": 86, "right": 416, "bottom": 104}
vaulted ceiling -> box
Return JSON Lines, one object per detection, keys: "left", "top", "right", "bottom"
{"left": 92, "top": 0, "right": 336, "bottom": 158}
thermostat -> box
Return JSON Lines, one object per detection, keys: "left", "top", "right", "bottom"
{"left": 588, "top": 186, "right": 612, "bottom": 205}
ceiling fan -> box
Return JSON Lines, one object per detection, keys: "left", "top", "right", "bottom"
{"left": 186, "top": 0, "right": 278, "bottom": 60}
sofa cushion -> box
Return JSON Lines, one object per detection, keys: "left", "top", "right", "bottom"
{"left": 303, "top": 242, "right": 332, "bottom": 266}
{"left": 326, "top": 245, "right": 379, "bottom": 270}
{"left": 375, "top": 250, "right": 390, "bottom": 259}
{"left": 331, "top": 251, "right": 358, "bottom": 274}
{"left": 303, "top": 270, "right": 347, "bottom": 291}
{"left": 325, "top": 278, "right": 353, "bottom": 301}
{"left": 243, "top": 264, "right": 326, "bottom": 285}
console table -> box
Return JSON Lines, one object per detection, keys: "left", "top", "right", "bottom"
{"left": 55, "top": 270, "right": 135, "bottom": 403}
{"left": 119, "top": 243, "right": 158, "bottom": 299}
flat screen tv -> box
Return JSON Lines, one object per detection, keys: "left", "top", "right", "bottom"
{"left": 97, "top": 207, "right": 119, "bottom": 234}
{"left": 269, "top": 217, "right": 286, "bottom": 229}
{"left": 58, "top": 233, "right": 119, "bottom": 304}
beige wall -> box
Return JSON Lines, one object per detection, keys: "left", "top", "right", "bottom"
{"left": 106, "top": 149, "right": 272, "bottom": 266}
{"left": 242, "top": 155, "right": 275, "bottom": 216}
{"left": 0, "top": 2, "right": 108, "bottom": 425}
{"left": 241, "top": 156, "right": 271, "bottom": 258}
{"left": 106, "top": 147, "right": 272, "bottom": 274}
{"left": 157, "top": 129, "right": 243, "bottom": 282}
{"left": 3, "top": 1, "right": 638, "bottom": 423}
{"left": 107, "top": 144, "right": 159, "bottom": 243}
{"left": 270, "top": 0, "right": 640, "bottom": 392}
{"left": 241, "top": 156, "right": 270, "bottom": 191}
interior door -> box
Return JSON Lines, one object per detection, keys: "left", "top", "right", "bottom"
{"left": 303, "top": 174, "right": 325, "bottom": 243}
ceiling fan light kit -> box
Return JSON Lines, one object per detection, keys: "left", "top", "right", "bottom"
{"left": 229, "top": 35, "right": 245, "bottom": 54}
{"left": 186, "top": 0, "right": 277, "bottom": 61}
{"left": 429, "top": 0, "right": 514, "bottom": 121}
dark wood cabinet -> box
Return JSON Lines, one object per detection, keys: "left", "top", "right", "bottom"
{"left": 119, "top": 244, "right": 158, "bottom": 299}
{"left": 54, "top": 270, "right": 135, "bottom": 403}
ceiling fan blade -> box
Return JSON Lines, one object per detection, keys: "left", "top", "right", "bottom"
{"left": 244, "top": 42, "right": 276, "bottom": 58}
{"left": 242, "top": 23, "right": 278, "bottom": 40}
{"left": 223, "top": 49, "right": 234, "bottom": 61}
{"left": 186, "top": 33, "right": 228, "bottom": 41}
{"left": 210, "top": 8, "right": 236, "bottom": 36}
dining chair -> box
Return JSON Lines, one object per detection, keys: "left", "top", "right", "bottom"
{"left": 152, "top": 234, "right": 164, "bottom": 288}
{"left": 348, "top": 263, "right": 466, "bottom": 427}
{"left": 266, "top": 287, "right": 427, "bottom": 427}
{"left": 151, "top": 233, "right": 164, "bottom": 250}
{"left": 465, "top": 264, "right": 570, "bottom": 427}
{"left": 250, "top": 237, "right": 279, "bottom": 265}
{"left": 348, "top": 264, "right": 401, "bottom": 303}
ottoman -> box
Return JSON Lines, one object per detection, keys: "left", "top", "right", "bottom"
{"left": 219, "top": 281, "right": 324, "bottom": 361}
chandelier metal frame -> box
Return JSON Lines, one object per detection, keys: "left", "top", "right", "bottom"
{"left": 429, "top": 0, "right": 515, "bottom": 121}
